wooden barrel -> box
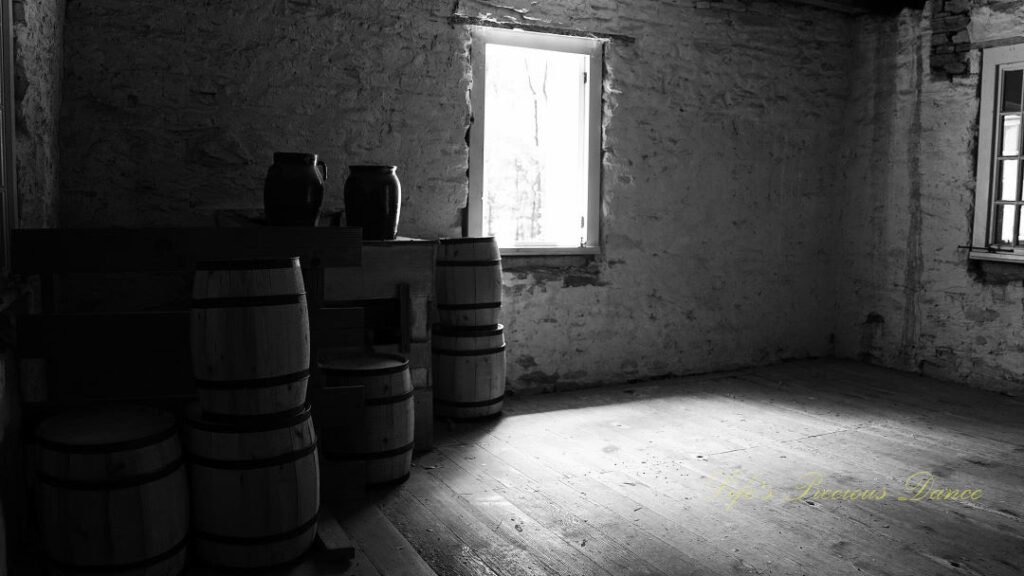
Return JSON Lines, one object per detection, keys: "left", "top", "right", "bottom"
{"left": 183, "top": 404, "right": 319, "bottom": 570}
{"left": 191, "top": 257, "right": 310, "bottom": 418}
{"left": 34, "top": 405, "right": 189, "bottom": 576}
{"left": 318, "top": 354, "right": 414, "bottom": 485}
{"left": 432, "top": 324, "right": 507, "bottom": 419}
{"left": 435, "top": 237, "right": 502, "bottom": 327}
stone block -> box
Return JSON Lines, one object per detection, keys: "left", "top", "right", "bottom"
{"left": 943, "top": 61, "right": 968, "bottom": 75}
{"left": 931, "top": 15, "right": 970, "bottom": 33}
{"left": 942, "top": 0, "right": 970, "bottom": 14}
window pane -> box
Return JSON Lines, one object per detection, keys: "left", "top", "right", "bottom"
{"left": 483, "top": 44, "right": 589, "bottom": 247}
{"left": 1002, "top": 114, "right": 1022, "bottom": 156}
{"left": 999, "top": 159, "right": 1019, "bottom": 201}
{"left": 1002, "top": 69, "right": 1023, "bottom": 113}
{"left": 995, "top": 204, "right": 1017, "bottom": 244}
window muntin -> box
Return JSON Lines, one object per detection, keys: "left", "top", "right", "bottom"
{"left": 993, "top": 68, "right": 1024, "bottom": 246}
{"left": 468, "top": 27, "right": 603, "bottom": 255}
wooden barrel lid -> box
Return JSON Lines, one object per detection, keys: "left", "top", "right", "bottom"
{"left": 320, "top": 354, "right": 409, "bottom": 376}
{"left": 36, "top": 405, "right": 177, "bottom": 453}
{"left": 432, "top": 324, "right": 504, "bottom": 337}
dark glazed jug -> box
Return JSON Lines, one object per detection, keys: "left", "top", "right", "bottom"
{"left": 344, "top": 165, "right": 401, "bottom": 240}
{"left": 264, "top": 152, "right": 327, "bottom": 226}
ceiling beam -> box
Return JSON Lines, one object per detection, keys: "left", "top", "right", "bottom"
{"left": 781, "top": 0, "right": 928, "bottom": 15}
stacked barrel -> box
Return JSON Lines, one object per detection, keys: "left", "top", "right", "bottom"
{"left": 186, "top": 257, "right": 319, "bottom": 570}
{"left": 33, "top": 404, "right": 190, "bottom": 576}
{"left": 433, "top": 237, "right": 507, "bottom": 419}
{"left": 316, "top": 354, "right": 415, "bottom": 485}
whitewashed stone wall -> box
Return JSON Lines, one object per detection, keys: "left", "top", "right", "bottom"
{"left": 2, "top": 1, "right": 64, "bottom": 569}
{"left": 59, "top": 0, "right": 853, "bottom": 391}
{"left": 13, "top": 0, "right": 62, "bottom": 228}
{"left": 835, "top": 1, "right": 1024, "bottom": 394}
{"left": 60, "top": 0, "right": 469, "bottom": 232}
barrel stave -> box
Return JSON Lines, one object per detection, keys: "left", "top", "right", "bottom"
{"left": 34, "top": 406, "right": 189, "bottom": 576}
{"left": 318, "top": 355, "right": 414, "bottom": 485}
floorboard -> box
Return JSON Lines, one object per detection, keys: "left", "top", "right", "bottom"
{"left": 377, "top": 359, "right": 1024, "bottom": 576}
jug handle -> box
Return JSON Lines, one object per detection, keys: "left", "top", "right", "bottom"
{"left": 317, "top": 160, "right": 327, "bottom": 182}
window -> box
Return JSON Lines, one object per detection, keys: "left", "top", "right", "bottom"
{"left": 972, "top": 44, "right": 1024, "bottom": 262}
{"left": 468, "top": 27, "right": 603, "bottom": 255}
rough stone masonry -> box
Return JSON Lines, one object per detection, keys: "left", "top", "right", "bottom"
{"left": 13, "top": 0, "right": 1024, "bottom": 394}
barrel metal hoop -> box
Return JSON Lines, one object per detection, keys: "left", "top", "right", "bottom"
{"left": 195, "top": 258, "right": 300, "bottom": 271}
{"left": 432, "top": 344, "right": 507, "bottom": 357}
{"left": 188, "top": 442, "right": 317, "bottom": 470}
{"left": 190, "top": 293, "right": 306, "bottom": 309}
{"left": 363, "top": 389, "right": 416, "bottom": 406}
{"left": 436, "top": 302, "right": 501, "bottom": 311}
{"left": 35, "top": 423, "right": 178, "bottom": 455}
{"left": 46, "top": 534, "right": 188, "bottom": 574}
{"left": 187, "top": 405, "right": 311, "bottom": 432}
{"left": 193, "top": 512, "right": 319, "bottom": 546}
{"left": 36, "top": 458, "right": 184, "bottom": 491}
{"left": 195, "top": 369, "right": 310, "bottom": 391}
{"left": 435, "top": 394, "right": 505, "bottom": 408}
{"left": 323, "top": 441, "right": 415, "bottom": 462}
{"left": 436, "top": 259, "right": 502, "bottom": 267}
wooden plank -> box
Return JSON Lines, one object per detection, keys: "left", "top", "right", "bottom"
{"left": 11, "top": 227, "right": 363, "bottom": 273}
{"left": 311, "top": 306, "right": 366, "bottom": 350}
{"left": 383, "top": 483, "right": 504, "bottom": 576}
{"left": 324, "top": 242, "right": 435, "bottom": 301}
{"left": 311, "top": 384, "right": 367, "bottom": 503}
{"left": 385, "top": 465, "right": 590, "bottom": 576}
{"left": 413, "top": 387, "right": 433, "bottom": 451}
{"left": 418, "top": 363, "right": 1024, "bottom": 576}
{"left": 335, "top": 502, "right": 438, "bottom": 576}
{"left": 415, "top": 450, "right": 621, "bottom": 576}
{"left": 185, "top": 542, "right": 382, "bottom": 576}
{"left": 431, "top": 448, "right": 671, "bottom": 576}
{"left": 323, "top": 242, "right": 435, "bottom": 342}
{"left": 317, "top": 509, "right": 356, "bottom": 561}
{"left": 17, "top": 311, "right": 194, "bottom": 400}
{"left": 456, "top": 433, "right": 759, "bottom": 576}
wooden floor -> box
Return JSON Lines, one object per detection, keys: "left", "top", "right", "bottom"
{"left": 374, "top": 359, "right": 1024, "bottom": 576}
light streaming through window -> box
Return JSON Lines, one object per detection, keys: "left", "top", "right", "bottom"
{"left": 481, "top": 44, "right": 591, "bottom": 248}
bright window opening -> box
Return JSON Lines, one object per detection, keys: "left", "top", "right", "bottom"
{"left": 469, "top": 28, "right": 603, "bottom": 255}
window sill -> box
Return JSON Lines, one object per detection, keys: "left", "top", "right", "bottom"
{"left": 499, "top": 245, "right": 600, "bottom": 257}
{"left": 967, "top": 249, "right": 1024, "bottom": 264}
{"left": 500, "top": 250, "right": 598, "bottom": 273}
{"left": 968, "top": 250, "right": 1024, "bottom": 283}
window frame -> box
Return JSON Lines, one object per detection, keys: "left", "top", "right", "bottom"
{"left": 468, "top": 26, "right": 603, "bottom": 256}
{"left": 971, "top": 43, "right": 1024, "bottom": 263}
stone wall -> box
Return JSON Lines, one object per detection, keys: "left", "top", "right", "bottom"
{"left": 3, "top": 1, "right": 63, "bottom": 570}
{"left": 60, "top": 0, "right": 468, "bottom": 231}
{"left": 13, "top": 0, "right": 63, "bottom": 228}
{"left": 461, "top": 0, "right": 852, "bottom": 390}
{"left": 60, "top": 0, "right": 853, "bottom": 391}
{"left": 835, "top": 1, "right": 1024, "bottom": 394}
